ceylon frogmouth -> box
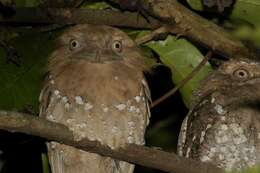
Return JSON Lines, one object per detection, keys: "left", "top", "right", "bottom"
{"left": 178, "top": 58, "right": 260, "bottom": 171}
{"left": 39, "top": 24, "right": 151, "bottom": 173}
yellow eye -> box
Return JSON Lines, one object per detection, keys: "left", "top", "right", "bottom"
{"left": 111, "top": 40, "right": 122, "bottom": 53}
{"left": 69, "top": 39, "right": 80, "bottom": 50}
{"left": 233, "top": 68, "right": 249, "bottom": 79}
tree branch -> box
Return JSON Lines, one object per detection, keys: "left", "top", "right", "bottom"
{"left": 0, "top": 110, "right": 222, "bottom": 173}
{"left": 0, "top": 4, "right": 252, "bottom": 59}
{"left": 109, "top": 0, "right": 253, "bottom": 59}
{"left": 0, "top": 8, "right": 160, "bottom": 29}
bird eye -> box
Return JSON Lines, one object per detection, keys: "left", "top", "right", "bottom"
{"left": 69, "top": 39, "right": 80, "bottom": 50}
{"left": 233, "top": 68, "right": 249, "bottom": 79}
{"left": 111, "top": 40, "right": 122, "bottom": 53}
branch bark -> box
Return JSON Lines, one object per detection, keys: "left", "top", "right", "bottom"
{"left": 109, "top": 0, "right": 253, "bottom": 59}
{"left": 0, "top": 6, "right": 252, "bottom": 59}
{"left": 0, "top": 110, "right": 223, "bottom": 173}
{"left": 0, "top": 8, "right": 160, "bottom": 29}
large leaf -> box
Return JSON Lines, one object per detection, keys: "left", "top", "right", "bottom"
{"left": 146, "top": 36, "right": 213, "bottom": 108}
{"left": 232, "top": 25, "right": 260, "bottom": 46}
{"left": 0, "top": 32, "right": 54, "bottom": 113}
{"left": 187, "top": 0, "right": 260, "bottom": 25}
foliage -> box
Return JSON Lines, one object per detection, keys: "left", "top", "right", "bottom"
{"left": 146, "top": 35, "right": 212, "bottom": 108}
{"left": 0, "top": 0, "right": 259, "bottom": 173}
{"left": 0, "top": 33, "right": 54, "bottom": 113}
{"left": 187, "top": 0, "right": 260, "bottom": 25}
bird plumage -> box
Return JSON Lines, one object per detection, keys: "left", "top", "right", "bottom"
{"left": 39, "top": 24, "right": 150, "bottom": 173}
{"left": 178, "top": 59, "right": 260, "bottom": 171}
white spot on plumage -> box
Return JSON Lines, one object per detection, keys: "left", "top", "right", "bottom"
{"left": 47, "top": 114, "right": 55, "bottom": 121}
{"left": 114, "top": 76, "right": 119, "bottom": 80}
{"left": 134, "top": 96, "right": 141, "bottom": 103}
{"left": 230, "top": 123, "right": 243, "bottom": 134}
{"left": 103, "top": 107, "right": 109, "bottom": 112}
{"left": 200, "top": 155, "right": 211, "bottom": 162}
{"left": 185, "top": 147, "right": 191, "bottom": 158}
{"left": 128, "top": 121, "right": 135, "bottom": 127}
{"left": 129, "top": 106, "right": 136, "bottom": 112}
{"left": 141, "top": 79, "right": 146, "bottom": 85}
{"left": 111, "top": 126, "right": 119, "bottom": 134}
{"left": 50, "top": 80, "right": 55, "bottom": 84}
{"left": 115, "top": 104, "right": 126, "bottom": 110}
{"left": 129, "top": 130, "right": 134, "bottom": 135}
{"left": 88, "top": 136, "right": 95, "bottom": 141}
{"left": 233, "top": 135, "right": 247, "bottom": 144}
{"left": 65, "top": 103, "right": 70, "bottom": 109}
{"left": 78, "top": 123, "right": 87, "bottom": 128}
{"left": 127, "top": 136, "right": 134, "bottom": 143}
{"left": 218, "top": 154, "right": 224, "bottom": 160}
{"left": 49, "top": 142, "right": 57, "bottom": 149}
{"left": 84, "top": 103, "right": 93, "bottom": 110}
{"left": 211, "top": 97, "right": 215, "bottom": 103}
{"left": 54, "top": 90, "right": 60, "bottom": 96}
{"left": 62, "top": 96, "right": 68, "bottom": 103}
{"left": 257, "top": 133, "right": 260, "bottom": 139}
{"left": 214, "top": 104, "right": 227, "bottom": 115}
{"left": 75, "top": 96, "right": 84, "bottom": 105}
{"left": 200, "top": 131, "right": 206, "bottom": 143}
{"left": 220, "top": 124, "right": 228, "bottom": 131}
{"left": 66, "top": 118, "right": 75, "bottom": 124}
{"left": 206, "top": 124, "right": 212, "bottom": 130}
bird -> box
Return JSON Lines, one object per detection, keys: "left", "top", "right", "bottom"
{"left": 39, "top": 24, "right": 151, "bottom": 173}
{"left": 177, "top": 58, "right": 260, "bottom": 171}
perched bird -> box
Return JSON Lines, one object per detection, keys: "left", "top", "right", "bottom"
{"left": 39, "top": 24, "right": 150, "bottom": 173}
{"left": 178, "top": 58, "right": 260, "bottom": 171}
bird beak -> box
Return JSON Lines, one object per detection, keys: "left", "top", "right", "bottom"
{"left": 73, "top": 51, "right": 121, "bottom": 63}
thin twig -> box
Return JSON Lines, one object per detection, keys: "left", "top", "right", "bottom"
{"left": 151, "top": 51, "right": 213, "bottom": 108}
{"left": 135, "top": 25, "right": 169, "bottom": 45}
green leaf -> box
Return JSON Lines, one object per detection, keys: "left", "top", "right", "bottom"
{"left": 226, "top": 166, "right": 260, "bottom": 173}
{"left": 0, "top": 32, "right": 54, "bottom": 113}
{"left": 187, "top": 0, "right": 260, "bottom": 25}
{"left": 41, "top": 153, "right": 50, "bottom": 173}
{"left": 232, "top": 25, "right": 260, "bottom": 46}
{"left": 146, "top": 35, "right": 212, "bottom": 108}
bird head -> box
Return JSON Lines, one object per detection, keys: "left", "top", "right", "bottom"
{"left": 56, "top": 24, "right": 138, "bottom": 61}
{"left": 193, "top": 58, "right": 260, "bottom": 107}
{"left": 48, "top": 24, "right": 147, "bottom": 72}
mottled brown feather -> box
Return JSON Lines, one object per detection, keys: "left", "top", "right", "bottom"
{"left": 178, "top": 59, "right": 260, "bottom": 171}
{"left": 39, "top": 24, "right": 150, "bottom": 173}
